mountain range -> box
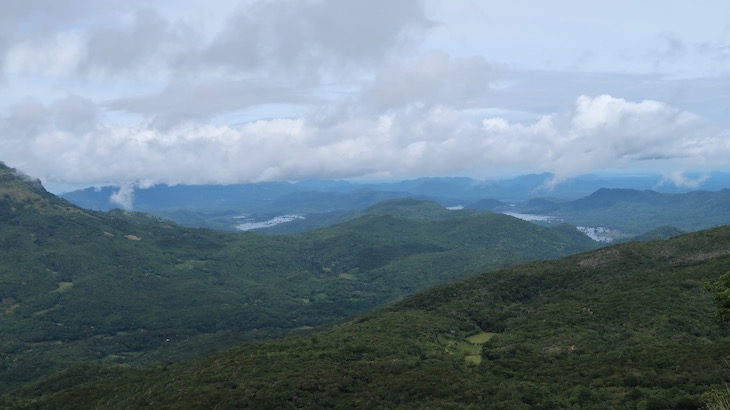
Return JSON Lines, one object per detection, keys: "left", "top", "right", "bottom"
{"left": 60, "top": 173, "right": 730, "bottom": 237}
{"left": 0, "top": 162, "right": 597, "bottom": 394}
{"left": 3, "top": 161, "right": 730, "bottom": 408}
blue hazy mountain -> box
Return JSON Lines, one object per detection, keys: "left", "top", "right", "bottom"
{"left": 60, "top": 172, "right": 730, "bottom": 234}
{"left": 62, "top": 172, "right": 730, "bottom": 212}
{"left": 508, "top": 187, "right": 730, "bottom": 236}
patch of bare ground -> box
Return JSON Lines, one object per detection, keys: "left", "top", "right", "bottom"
{"left": 578, "top": 248, "right": 620, "bottom": 269}
{"left": 684, "top": 248, "right": 730, "bottom": 263}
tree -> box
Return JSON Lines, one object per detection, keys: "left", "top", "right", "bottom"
{"left": 706, "top": 271, "right": 730, "bottom": 321}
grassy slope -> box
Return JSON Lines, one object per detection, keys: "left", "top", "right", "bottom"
{"left": 0, "top": 163, "right": 597, "bottom": 393}
{"left": 4, "top": 226, "right": 730, "bottom": 409}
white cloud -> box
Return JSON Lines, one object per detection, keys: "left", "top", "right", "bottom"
{"left": 657, "top": 171, "right": 710, "bottom": 190}
{"left": 4, "top": 31, "right": 84, "bottom": 76}
{"left": 1, "top": 94, "right": 726, "bottom": 188}
{"left": 53, "top": 94, "right": 97, "bottom": 133}
{"left": 190, "top": 0, "right": 431, "bottom": 76}
{"left": 110, "top": 183, "right": 134, "bottom": 210}
{"left": 106, "top": 80, "right": 317, "bottom": 127}
{"left": 360, "top": 52, "right": 491, "bottom": 112}
{"left": 1, "top": 1, "right": 729, "bottom": 190}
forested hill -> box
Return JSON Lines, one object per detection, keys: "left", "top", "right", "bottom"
{"left": 511, "top": 187, "right": 730, "bottom": 234}
{"left": 0, "top": 162, "right": 597, "bottom": 393}
{"left": 5, "top": 223, "right": 730, "bottom": 408}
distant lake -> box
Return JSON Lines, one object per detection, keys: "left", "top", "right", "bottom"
{"left": 501, "top": 212, "right": 559, "bottom": 222}
{"left": 235, "top": 215, "right": 305, "bottom": 231}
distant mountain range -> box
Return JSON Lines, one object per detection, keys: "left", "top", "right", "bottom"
{"left": 62, "top": 171, "right": 730, "bottom": 213}
{"left": 61, "top": 172, "right": 730, "bottom": 237}
{"left": 507, "top": 187, "right": 730, "bottom": 236}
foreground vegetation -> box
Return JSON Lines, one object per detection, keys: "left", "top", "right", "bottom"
{"left": 4, "top": 223, "right": 730, "bottom": 408}
{"left": 0, "top": 163, "right": 597, "bottom": 393}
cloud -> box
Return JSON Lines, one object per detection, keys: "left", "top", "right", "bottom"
{"left": 110, "top": 183, "right": 134, "bottom": 210}
{"left": 1, "top": 94, "right": 97, "bottom": 140}
{"left": 1, "top": 0, "right": 431, "bottom": 81}
{"left": 0, "top": 0, "right": 120, "bottom": 76}
{"left": 81, "top": 8, "right": 180, "bottom": 75}
{"left": 4, "top": 97, "right": 49, "bottom": 140}
{"left": 2, "top": 94, "right": 726, "bottom": 188}
{"left": 106, "top": 80, "right": 317, "bottom": 127}
{"left": 53, "top": 94, "right": 97, "bottom": 133}
{"left": 521, "top": 94, "right": 705, "bottom": 184}
{"left": 647, "top": 33, "right": 687, "bottom": 70}
{"left": 3, "top": 31, "right": 85, "bottom": 77}
{"left": 359, "top": 52, "right": 492, "bottom": 112}
{"left": 191, "top": 0, "right": 432, "bottom": 76}
{"left": 2, "top": 2, "right": 729, "bottom": 190}
{"left": 657, "top": 171, "right": 710, "bottom": 189}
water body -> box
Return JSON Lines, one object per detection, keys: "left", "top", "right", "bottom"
{"left": 501, "top": 212, "right": 559, "bottom": 222}
{"left": 235, "top": 215, "right": 305, "bottom": 231}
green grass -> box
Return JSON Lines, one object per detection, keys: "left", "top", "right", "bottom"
{"left": 466, "top": 331, "right": 495, "bottom": 344}
{"left": 53, "top": 282, "right": 74, "bottom": 293}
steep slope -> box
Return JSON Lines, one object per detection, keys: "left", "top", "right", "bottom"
{"left": 0, "top": 163, "right": 597, "bottom": 393}
{"left": 6, "top": 226, "right": 730, "bottom": 409}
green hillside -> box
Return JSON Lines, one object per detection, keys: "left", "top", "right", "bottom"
{"left": 0, "top": 163, "right": 596, "bottom": 393}
{"left": 5, "top": 226, "right": 729, "bottom": 409}
{"left": 511, "top": 188, "right": 730, "bottom": 236}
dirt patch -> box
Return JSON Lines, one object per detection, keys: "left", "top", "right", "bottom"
{"left": 684, "top": 249, "right": 730, "bottom": 263}
{"left": 54, "top": 282, "right": 74, "bottom": 293}
{"left": 579, "top": 248, "right": 620, "bottom": 269}
{"left": 125, "top": 234, "right": 141, "bottom": 241}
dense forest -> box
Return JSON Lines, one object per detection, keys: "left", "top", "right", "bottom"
{"left": 0, "top": 163, "right": 596, "bottom": 394}
{"left": 3, "top": 224, "right": 730, "bottom": 408}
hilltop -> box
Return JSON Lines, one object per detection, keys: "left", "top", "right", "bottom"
{"left": 0, "top": 163, "right": 597, "bottom": 393}
{"left": 4, "top": 224, "right": 730, "bottom": 409}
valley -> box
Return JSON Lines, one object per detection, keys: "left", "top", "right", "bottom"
{"left": 0, "top": 163, "right": 597, "bottom": 394}
{"left": 3, "top": 162, "right": 730, "bottom": 408}
{"left": 62, "top": 175, "right": 730, "bottom": 239}
{"left": 6, "top": 2, "right": 730, "bottom": 408}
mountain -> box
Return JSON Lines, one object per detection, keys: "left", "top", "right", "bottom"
{"left": 5, "top": 225, "right": 730, "bottom": 409}
{"left": 466, "top": 198, "right": 508, "bottom": 211}
{"left": 509, "top": 188, "right": 730, "bottom": 236}
{"left": 622, "top": 226, "right": 685, "bottom": 242}
{"left": 60, "top": 173, "right": 730, "bottom": 233}
{"left": 0, "top": 163, "right": 597, "bottom": 393}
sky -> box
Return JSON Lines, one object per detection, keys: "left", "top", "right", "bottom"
{"left": 1, "top": 0, "right": 729, "bottom": 194}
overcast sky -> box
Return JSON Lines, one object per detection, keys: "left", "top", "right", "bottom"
{"left": 1, "top": 0, "right": 729, "bottom": 193}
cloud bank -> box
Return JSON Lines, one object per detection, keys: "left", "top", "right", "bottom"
{"left": 0, "top": 0, "right": 728, "bottom": 190}
{"left": 1, "top": 93, "right": 723, "bottom": 187}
